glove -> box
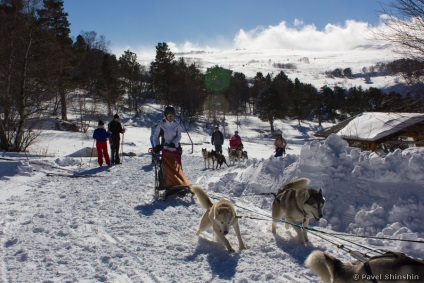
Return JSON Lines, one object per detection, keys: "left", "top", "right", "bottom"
{"left": 168, "top": 143, "right": 175, "bottom": 148}
{"left": 154, "top": 145, "right": 163, "bottom": 152}
{"left": 122, "top": 129, "right": 126, "bottom": 134}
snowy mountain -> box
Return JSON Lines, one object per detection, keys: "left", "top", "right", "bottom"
{"left": 1, "top": 103, "right": 423, "bottom": 282}
{"left": 139, "top": 47, "right": 404, "bottom": 92}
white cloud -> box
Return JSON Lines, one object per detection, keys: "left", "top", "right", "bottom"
{"left": 110, "top": 44, "right": 156, "bottom": 59}
{"left": 233, "top": 20, "right": 388, "bottom": 51}
{"left": 166, "top": 41, "right": 218, "bottom": 53}
{"left": 115, "top": 18, "right": 398, "bottom": 60}
{"left": 293, "top": 18, "right": 304, "bottom": 27}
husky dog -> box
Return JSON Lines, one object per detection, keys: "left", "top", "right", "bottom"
{"left": 306, "top": 250, "right": 424, "bottom": 283}
{"left": 202, "top": 148, "right": 217, "bottom": 169}
{"left": 227, "top": 147, "right": 239, "bottom": 166}
{"left": 215, "top": 153, "right": 229, "bottom": 169}
{"left": 239, "top": 150, "right": 248, "bottom": 161}
{"left": 271, "top": 177, "right": 325, "bottom": 243}
{"left": 191, "top": 186, "right": 246, "bottom": 252}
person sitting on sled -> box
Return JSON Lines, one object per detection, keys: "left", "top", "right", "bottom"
{"left": 229, "top": 130, "right": 243, "bottom": 150}
{"left": 152, "top": 106, "right": 183, "bottom": 165}
{"left": 150, "top": 106, "right": 191, "bottom": 198}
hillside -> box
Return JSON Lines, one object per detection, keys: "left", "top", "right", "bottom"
{"left": 139, "top": 47, "right": 405, "bottom": 92}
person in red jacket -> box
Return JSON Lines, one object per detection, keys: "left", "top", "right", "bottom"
{"left": 229, "top": 130, "right": 242, "bottom": 150}
{"left": 93, "top": 120, "right": 111, "bottom": 167}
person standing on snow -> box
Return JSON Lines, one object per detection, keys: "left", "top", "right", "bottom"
{"left": 152, "top": 106, "right": 183, "bottom": 165}
{"left": 274, "top": 133, "right": 287, "bottom": 157}
{"left": 93, "top": 120, "right": 111, "bottom": 167}
{"left": 211, "top": 126, "right": 224, "bottom": 154}
{"left": 108, "top": 114, "right": 125, "bottom": 164}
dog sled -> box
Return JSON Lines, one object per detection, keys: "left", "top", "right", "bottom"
{"left": 149, "top": 148, "right": 192, "bottom": 200}
{"left": 227, "top": 145, "right": 248, "bottom": 165}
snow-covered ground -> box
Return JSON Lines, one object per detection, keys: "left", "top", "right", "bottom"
{"left": 1, "top": 105, "right": 423, "bottom": 282}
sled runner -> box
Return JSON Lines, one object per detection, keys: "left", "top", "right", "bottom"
{"left": 150, "top": 148, "right": 192, "bottom": 200}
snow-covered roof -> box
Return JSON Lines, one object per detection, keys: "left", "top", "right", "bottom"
{"left": 337, "top": 112, "right": 424, "bottom": 141}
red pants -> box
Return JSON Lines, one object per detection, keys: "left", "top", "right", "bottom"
{"left": 96, "top": 141, "right": 110, "bottom": 166}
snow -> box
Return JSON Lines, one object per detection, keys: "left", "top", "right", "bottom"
{"left": 337, "top": 112, "right": 424, "bottom": 141}
{"left": 1, "top": 105, "right": 423, "bottom": 282}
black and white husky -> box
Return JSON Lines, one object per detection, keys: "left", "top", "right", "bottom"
{"left": 227, "top": 147, "right": 247, "bottom": 165}
{"left": 202, "top": 148, "right": 217, "bottom": 169}
{"left": 215, "top": 152, "right": 229, "bottom": 169}
{"left": 239, "top": 150, "right": 248, "bottom": 162}
{"left": 227, "top": 147, "right": 239, "bottom": 166}
{"left": 271, "top": 178, "right": 325, "bottom": 243}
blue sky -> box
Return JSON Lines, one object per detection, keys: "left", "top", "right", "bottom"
{"left": 63, "top": 0, "right": 392, "bottom": 55}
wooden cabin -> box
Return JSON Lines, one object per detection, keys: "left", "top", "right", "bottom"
{"left": 315, "top": 112, "right": 424, "bottom": 152}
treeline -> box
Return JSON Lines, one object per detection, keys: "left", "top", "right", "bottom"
{"left": 0, "top": 0, "right": 151, "bottom": 151}
{"left": 149, "top": 44, "right": 423, "bottom": 130}
{"left": 365, "top": 58, "right": 424, "bottom": 76}
{"left": 1, "top": 0, "right": 423, "bottom": 152}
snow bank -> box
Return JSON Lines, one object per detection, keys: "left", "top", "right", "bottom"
{"left": 206, "top": 134, "right": 424, "bottom": 257}
{"left": 300, "top": 133, "right": 424, "bottom": 182}
{"left": 55, "top": 157, "right": 80, "bottom": 167}
{"left": 0, "top": 161, "right": 33, "bottom": 179}
{"left": 67, "top": 147, "right": 97, "bottom": 158}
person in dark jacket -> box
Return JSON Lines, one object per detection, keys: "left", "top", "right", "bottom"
{"left": 93, "top": 120, "right": 111, "bottom": 167}
{"left": 108, "top": 114, "right": 125, "bottom": 164}
{"left": 211, "top": 126, "right": 224, "bottom": 154}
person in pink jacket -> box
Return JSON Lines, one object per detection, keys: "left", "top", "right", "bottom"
{"left": 274, "top": 133, "right": 287, "bottom": 157}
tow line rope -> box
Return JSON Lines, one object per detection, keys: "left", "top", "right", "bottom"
{"left": 208, "top": 193, "right": 422, "bottom": 259}
{"left": 233, "top": 201, "right": 383, "bottom": 255}
{"left": 219, "top": 193, "right": 424, "bottom": 244}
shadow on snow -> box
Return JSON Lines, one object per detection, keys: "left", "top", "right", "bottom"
{"left": 186, "top": 236, "right": 240, "bottom": 280}
{"left": 134, "top": 197, "right": 194, "bottom": 216}
{"left": 273, "top": 231, "right": 324, "bottom": 265}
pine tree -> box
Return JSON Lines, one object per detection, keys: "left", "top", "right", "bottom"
{"left": 119, "top": 50, "right": 145, "bottom": 115}
{"left": 37, "top": 0, "right": 73, "bottom": 120}
{"left": 255, "top": 73, "right": 287, "bottom": 133}
{"left": 150, "top": 43, "right": 175, "bottom": 104}
{"left": 171, "top": 58, "right": 205, "bottom": 120}
{"left": 97, "top": 54, "right": 125, "bottom": 116}
{"left": 225, "top": 72, "right": 249, "bottom": 113}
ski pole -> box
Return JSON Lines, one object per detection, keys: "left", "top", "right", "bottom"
{"left": 179, "top": 116, "right": 194, "bottom": 154}
{"left": 89, "top": 139, "right": 95, "bottom": 165}
{"left": 121, "top": 130, "right": 124, "bottom": 163}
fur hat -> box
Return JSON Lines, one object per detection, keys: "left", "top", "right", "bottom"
{"left": 114, "top": 114, "right": 119, "bottom": 119}
{"left": 98, "top": 120, "right": 104, "bottom": 126}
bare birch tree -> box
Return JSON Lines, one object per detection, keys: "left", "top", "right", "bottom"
{"left": 378, "top": 0, "right": 424, "bottom": 60}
